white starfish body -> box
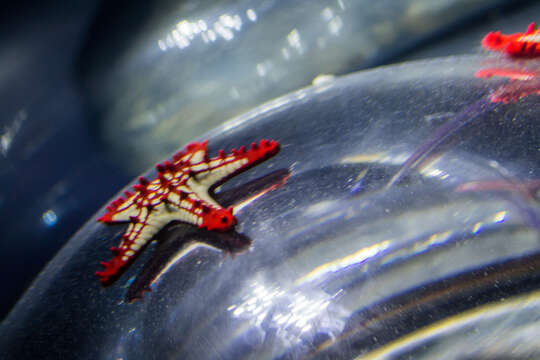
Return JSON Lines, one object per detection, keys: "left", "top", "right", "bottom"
{"left": 96, "top": 139, "right": 280, "bottom": 285}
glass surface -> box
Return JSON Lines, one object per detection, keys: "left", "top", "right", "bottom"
{"left": 3, "top": 0, "right": 536, "bottom": 320}
{"left": 83, "top": 0, "right": 515, "bottom": 172}
{"left": 1, "top": 55, "right": 539, "bottom": 359}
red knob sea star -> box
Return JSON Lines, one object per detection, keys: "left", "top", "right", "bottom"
{"left": 478, "top": 22, "right": 540, "bottom": 103}
{"left": 482, "top": 22, "right": 540, "bottom": 58}
{"left": 386, "top": 24, "right": 540, "bottom": 188}
{"left": 97, "top": 139, "right": 280, "bottom": 285}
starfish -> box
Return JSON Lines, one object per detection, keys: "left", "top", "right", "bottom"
{"left": 96, "top": 139, "right": 280, "bottom": 285}
{"left": 478, "top": 22, "right": 540, "bottom": 103}
{"left": 385, "top": 25, "right": 539, "bottom": 189}
{"left": 482, "top": 22, "right": 540, "bottom": 58}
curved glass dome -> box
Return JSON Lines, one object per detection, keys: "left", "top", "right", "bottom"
{"left": 1, "top": 55, "right": 539, "bottom": 359}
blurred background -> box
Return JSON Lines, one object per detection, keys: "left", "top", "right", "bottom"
{"left": 1, "top": 0, "right": 539, "bottom": 321}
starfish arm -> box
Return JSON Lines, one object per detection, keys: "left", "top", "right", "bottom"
{"left": 98, "top": 194, "right": 139, "bottom": 223}
{"left": 507, "top": 37, "right": 540, "bottom": 57}
{"left": 97, "top": 204, "right": 165, "bottom": 285}
{"left": 98, "top": 177, "right": 166, "bottom": 223}
{"left": 196, "top": 139, "right": 281, "bottom": 189}
{"left": 165, "top": 188, "right": 205, "bottom": 227}
{"left": 165, "top": 186, "right": 236, "bottom": 231}
{"left": 482, "top": 31, "right": 510, "bottom": 53}
{"left": 525, "top": 22, "right": 537, "bottom": 35}
{"left": 482, "top": 23, "right": 540, "bottom": 57}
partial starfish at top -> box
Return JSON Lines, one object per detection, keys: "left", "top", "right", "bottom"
{"left": 478, "top": 22, "right": 540, "bottom": 103}
{"left": 482, "top": 22, "right": 540, "bottom": 58}
{"left": 97, "top": 139, "right": 280, "bottom": 285}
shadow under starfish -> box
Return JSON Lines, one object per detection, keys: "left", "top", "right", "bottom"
{"left": 125, "top": 226, "right": 252, "bottom": 303}
{"left": 125, "top": 168, "right": 290, "bottom": 302}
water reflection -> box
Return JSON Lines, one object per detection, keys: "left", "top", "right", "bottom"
{"left": 296, "top": 241, "right": 390, "bottom": 285}
{"left": 158, "top": 12, "right": 247, "bottom": 52}
{"left": 227, "top": 275, "right": 347, "bottom": 348}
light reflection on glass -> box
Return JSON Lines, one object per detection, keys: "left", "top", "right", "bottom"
{"left": 246, "top": 8, "right": 257, "bottom": 22}
{"left": 423, "top": 167, "right": 444, "bottom": 179}
{"left": 228, "top": 278, "right": 345, "bottom": 344}
{"left": 287, "top": 28, "right": 304, "bottom": 55}
{"left": 157, "top": 39, "right": 166, "bottom": 51}
{"left": 151, "top": 242, "right": 219, "bottom": 287}
{"left": 213, "top": 22, "right": 234, "bottom": 41}
{"left": 472, "top": 222, "right": 483, "bottom": 234}
{"left": 380, "top": 230, "right": 452, "bottom": 267}
{"left": 320, "top": 6, "right": 342, "bottom": 35}
{"left": 295, "top": 241, "right": 391, "bottom": 285}
{"left": 470, "top": 211, "right": 507, "bottom": 234}
{"left": 42, "top": 209, "right": 58, "bottom": 227}
{"left": 208, "top": 89, "right": 305, "bottom": 135}
{"left": 177, "top": 20, "right": 197, "bottom": 38}
{"left": 165, "top": 34, "right": 174, "bottom": 48}
{"left": 171, "top": 29, "right": 189, "bottom": 49}
{"left": 341, "top": 151, "right": 409, "bottom": 167}
{"left": 207, "top": 29, "right": 217, "bottom": 42}
{"left": 417, "top": 155, "right": 450, "bottom": 181}
{"left": 220, "top": 14, "right": 242, "bottom": 31}
{"left": 380, "top": 209, "right": 509, "bottom": 267}
{"left": 321, "top": 7, "right": 334, "bottom": 21}
{"left": 328, "top": 16, "right": 343, "bottom": 35}
{"left": 256, "top": 62, "right": 268, "bottom": 77}
{"left": 1, "top": 109, "right": 26, "bottom": 157}
{"left": 281, "top": 47, "right": 290, "bottom": 60}
{"left": 492, "top": 210, "right": 506, "bottom": 223}
{"left": 415, "top": 231, "right": 452, "bottom": 253}
{"left": 197, "top": 19, "right": 208, "bottom": 31}
{"left": 158, "top": 11, "right": 247, "bottom": 51}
